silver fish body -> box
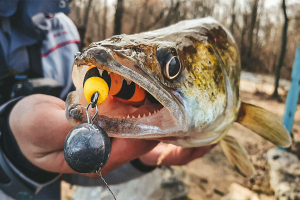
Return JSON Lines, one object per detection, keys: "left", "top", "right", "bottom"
{"left": 66, "top": 17, "right": 241, "bottom": 148}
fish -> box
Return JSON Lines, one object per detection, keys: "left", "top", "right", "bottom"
{"left": 65, "top": 17, "right": 292, "bottom": 176}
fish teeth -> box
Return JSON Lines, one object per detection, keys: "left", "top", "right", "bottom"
{"left": 148, "top": 112, "right": 151, "bottom": 116}
{"left": 132, "top": 116, "right": 135, "bottom": 119}
{"left": 126, "top": 80, "right": 132, "bottom": 85}
{"left": 143, "top": 114, "right": 146, "bottom": 118}
{"left": 127, "top": 115, "right": 130, "bottom": 118}
{"left": 98, "top": 69, "right": 104, "bottom": 76}
{"left": 138, "top": 114, "right": 141, "bottom": 118}
{"left": 124, "top": 78, "right": 132, "bottom": 85}
{"left": 107, "top": 71, "right": 111, "bottom": 75}
{"left": 153, "top": 111, "right": 156, "bottom": 114}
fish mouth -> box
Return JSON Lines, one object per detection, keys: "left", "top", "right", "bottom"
{"left": 66, "top": 46, "right": 188, "bottom": 138}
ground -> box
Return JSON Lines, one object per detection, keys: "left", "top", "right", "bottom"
{"left": 61, "top": 71, "right": 300, "bottom": 200}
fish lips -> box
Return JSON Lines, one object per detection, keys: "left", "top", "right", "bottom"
{"left": 67, "top": 46, "right": 189, "bottom": 138}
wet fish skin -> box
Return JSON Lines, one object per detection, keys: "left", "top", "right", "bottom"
{"left": 68, "top": 18, "right": 239, "bottom": 143}
{"left": 66, "top": 18, "right": 291, "bottom": 176}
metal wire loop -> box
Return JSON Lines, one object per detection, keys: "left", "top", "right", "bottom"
{"left": 85, "top": 92, "right": 99, "bottom": 124}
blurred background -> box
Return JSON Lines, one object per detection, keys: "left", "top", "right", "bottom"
{"left": 68, "top": 0, "right": 299, "bottom": 81}
{"left": 61, "top": 0, "right": 300, "bottom": 199}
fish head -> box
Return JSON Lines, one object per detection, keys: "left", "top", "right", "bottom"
{"left": 67, "top": 18, "right": 240, "bottom": 142}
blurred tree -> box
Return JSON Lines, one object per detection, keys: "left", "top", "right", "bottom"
{"left": 247, "top": 0, "right": 259, "bottom": 59}
{"left": 130, "top": 1, "right": 141, "bottom": 34}
{"left": 81, "top": 0, "right": 93, "bottom": 47}
{"left": 241, "top": 14, "right": 248, "bottom": 56}
{"left": 165, "top": 0, "right": 181, "bottom": 26}
{"left": 103, "top": 0, "right": 107, "bottom": 39}
{"left": 114, "top": 0, "right": 124, "bottom": 35}
{"left": 230, "top": 0, "right": 236, "bottom": 35}
{"left": 138, "top": 0, "right": 149, "bottom": 32}
{"left": 273, "top": 0, "right": 289, "bottom": 98}
{"left": 68, "top": 0, "right": 300, "bottom": 84}
{"left": 143, "top": 7, "right": 165, "bottom": 31}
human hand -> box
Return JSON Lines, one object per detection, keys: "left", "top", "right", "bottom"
{"left": 9, "top": 94, "right": 158, "bottom": 176}
{"left": 139, "top": 142, "right": 216, "bottom": 166}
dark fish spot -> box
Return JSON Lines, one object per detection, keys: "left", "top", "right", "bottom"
{"left": 206, "top": 45, "right": 215, "bottom": 55}
{"left": 207, "top": 26, "right": 229, "bottom": 50}
{"left": 186, "top": 36, "right": 199, "bottom": 43}
{"left": 182, "top": 45, "right": 197, "bottom": 55}
{"left": 180, "top": 45, "right": 197, "bottom": 72}
{"left": 109, "top": 36, "right": 122, "bottom": 43}
{"left": 132, "top": 46, "right": 142, "bottom": 53}
{"left": 273, "top": 155, "right": 280, "bottom": 160}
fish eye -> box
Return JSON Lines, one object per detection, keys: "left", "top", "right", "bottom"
{"left": 164, "top": 56, "right": 181, "bottom": 80}
{"left": 156, "top": 47, "right": 182, "bottom": 80}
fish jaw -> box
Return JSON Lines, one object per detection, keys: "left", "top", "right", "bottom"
{"left": 66, "top": 18, "right": 241, "bottom": 144}
{"left": 66, "top": 46, "right": 190, "bottom": 138}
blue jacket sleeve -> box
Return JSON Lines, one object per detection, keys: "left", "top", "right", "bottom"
{"left": 0, "top": 0, "right": 20, "bottom": 18}
{"left": 0, "top": 0, "right": 69, "bottom": 18}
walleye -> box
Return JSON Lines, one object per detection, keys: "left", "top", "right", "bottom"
{"left": 66, "top": 17, "right": 291, "bottom": 176}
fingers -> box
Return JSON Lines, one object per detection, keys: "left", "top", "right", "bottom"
{"left": 101, "top": 138, "right": 159, "bottom": 175}
{"left": 169, "top": 144, "right": 217, "bottom": 165}
{"left": 167, "top": 144, "right": 217, "bottom": 165}
{"left": 188, "top": 144, "right": 217, "bottom": 162}
{"left": 140, "top": 143, "right": 217, "bottom": 166}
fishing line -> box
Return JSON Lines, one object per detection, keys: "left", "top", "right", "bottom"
{"left": 64, "top": 91, "right": 116, "bottom": 199}
{"left": 88, "top": 93, "right": 116, "bottom": 200}
{"left": 96, "top": 169, "right": 117, "bottom": 200}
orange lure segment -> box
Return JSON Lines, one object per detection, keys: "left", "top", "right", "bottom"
{"left": 109, "top": 73, "right": 122, "bottom": 96}
{"left": 83, "top": 67, "right": 146, "bottom": 104}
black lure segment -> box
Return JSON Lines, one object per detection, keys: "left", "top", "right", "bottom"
{"left": 83, "top": 67, "right": 101, "bottom": 87}
{"left": 114, "top": 79, "right": 135, "bottom": 100}
{"left": 146, "top": 91, "right": 160, "bottom": 104}
{"left": 64, "top": 123, "right": 111, "bottom": 173}
{"left": 101, "top": 70, "right": 111, "bottom": 89}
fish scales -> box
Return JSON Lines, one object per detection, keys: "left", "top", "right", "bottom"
{"left": 66, "top": 17, "right": 291, "bottom": 176}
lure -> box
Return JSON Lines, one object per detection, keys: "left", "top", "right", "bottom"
{"left": 64, "top": 64, "right": 147, "bottom": 173}
{"left": 64, "top": 73, "right": 111, "bottom": 173}
{"left": 84, "top": 65, "right": 145, "bottom": 104}
{"left": 83, "top": 65, "right": 109, "bottom": 105}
